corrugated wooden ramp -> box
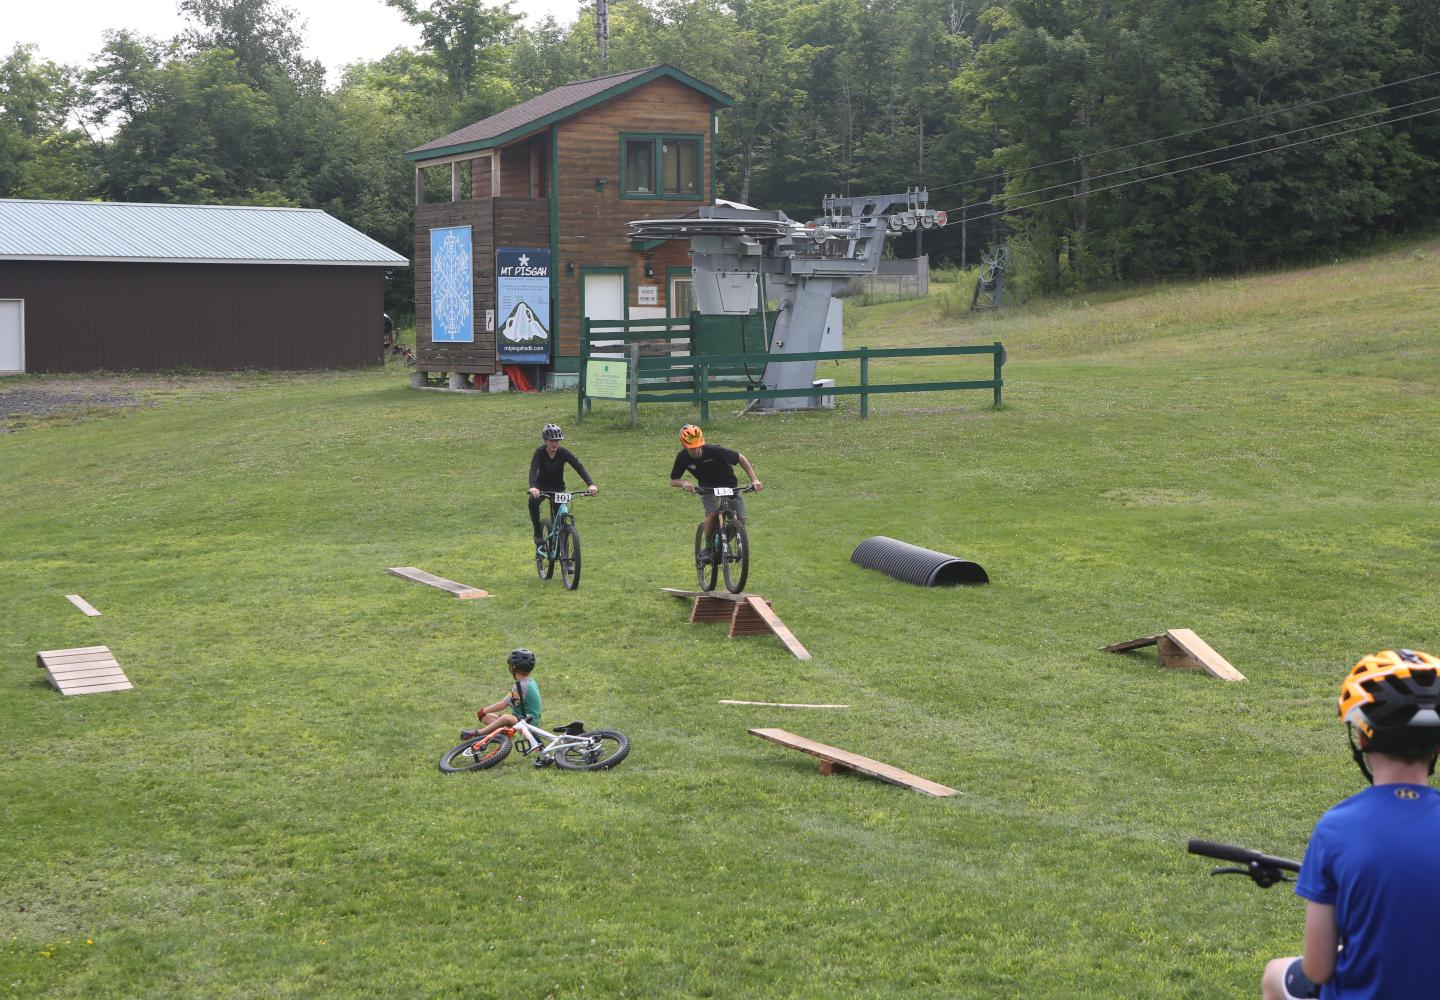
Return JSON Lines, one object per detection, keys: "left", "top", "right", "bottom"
{"left": 36, "top": 645, "right": 132, "bottom": 696}
{"left": 388, "top": 566, "right": 489, "bottom": 599}
{"left": 749, "top": 728, "right": 960, "bottom": 797}
{"left": 1101, "top": 628, "right": 1246, "bottom": 681}
{"left": 662, "top": 589, "right": 811, "bottom": 660}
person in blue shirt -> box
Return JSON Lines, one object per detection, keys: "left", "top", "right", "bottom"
{"left": 1262, "top": 648, "right": 1440, "bottom": 1000}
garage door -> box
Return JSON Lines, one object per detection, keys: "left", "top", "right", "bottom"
{"left": 0, "top": 300, "right": 22, "bottom": 373}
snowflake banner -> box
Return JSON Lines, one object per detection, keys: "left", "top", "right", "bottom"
{"left": 430, "top": 226, "right": 474, "bottom": 343}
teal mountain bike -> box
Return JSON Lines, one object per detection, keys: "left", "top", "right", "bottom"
{"left": 535, "top": 490, "right": 591, "bottom": 590}
{"left": 692, "top": 485, "right": 756, "bottom": 594}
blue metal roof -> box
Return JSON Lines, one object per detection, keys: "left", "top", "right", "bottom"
{"left": 0, "top": 199, "right": 408, "bottom": 267}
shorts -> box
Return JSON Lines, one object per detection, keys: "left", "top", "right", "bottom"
{"left": 700, "top": 493, "right": 746, "bottom": 520}
{"left": 1281, "top": 959, "right": 1321, "bottom": 1000}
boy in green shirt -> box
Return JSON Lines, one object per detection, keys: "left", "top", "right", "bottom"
{"left": 460, "top": 649, "right": 542, "bottom": 741}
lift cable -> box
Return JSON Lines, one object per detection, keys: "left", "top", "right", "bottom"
{"left": 937, "top": 104, "right": 1440, "bottom": 227}
{"left": 926, "top": 67, "right": 1440, "bottom": 195}
{"left": 941, "top": 93, "right": 1440, "bottom": 215}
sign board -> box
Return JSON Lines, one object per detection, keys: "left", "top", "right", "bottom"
{"left": 485, "top": 309, "right": 495, "bottom": 332}
{"left": 430, "top": 226, "right": 474, "bottom": 343}
{"left": 585, "top": 358, "right": 628, "bottom": 400}
{"left": 497, "top": 247, "right": 551, "bottom": 363}
{"left": 638, "top": 284, "right": 658, "bottom": 306}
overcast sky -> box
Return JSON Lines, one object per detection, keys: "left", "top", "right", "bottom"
{"left": 4, "top": 0, "right": 590, "bottom": 84}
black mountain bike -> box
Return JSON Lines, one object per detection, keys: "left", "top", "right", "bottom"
{"left": 1188, "top": 839, "right": 1300, "bottom": 888}
{"left": 691, "top": 485, "right": 756, "bottom": 594}
{"left": 535, "top": 490, "right": 591, "bottom": 590}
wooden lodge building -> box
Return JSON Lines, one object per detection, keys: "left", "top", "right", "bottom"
{"left": 405, "top": 65, "right": 734, "bottom": 387}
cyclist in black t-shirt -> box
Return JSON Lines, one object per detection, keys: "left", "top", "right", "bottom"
{"left": 528, "top": 424, "right": 597, "bottom": 547}
{"left": 669, "top": 424, "right": 762, "bottom": 542}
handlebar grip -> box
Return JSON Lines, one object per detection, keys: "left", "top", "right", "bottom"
{"left": 1187, "top": 839, "right": 1301, "bottom": 872}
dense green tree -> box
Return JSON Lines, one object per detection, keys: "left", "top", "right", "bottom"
{"left": 0, "top": 45, "right": 98, "bottom": 199}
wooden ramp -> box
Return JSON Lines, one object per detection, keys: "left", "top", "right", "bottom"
{"left": 65, "top": 594, "right": 102, "bottom": 617}
{"left": 1101, "top": 628, "right": 1246, "bottom": 681}
{"left": 37, "top": 645, "right": 133, "bottom": 696}
{"left": 388, "top": 566, "right": 489, "bottom": 599}
{"left": 749, "top": 728, "right": 960, "bottom": 797}
{"left": 662, "top": 589, "right": 811, "bottom": 660}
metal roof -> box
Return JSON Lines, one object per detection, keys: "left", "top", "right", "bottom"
{"left": 0, "top": 199, "right": 409, "bottom": 267}
{"left": 406, "top": 64, "right": 735, "bottom": 162}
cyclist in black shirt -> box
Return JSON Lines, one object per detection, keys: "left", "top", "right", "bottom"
{"left": 529, "top": 424, "right": 597, "bottom": 546}
{"left": 669, "top": 424, "right": 762, "bottom": 541}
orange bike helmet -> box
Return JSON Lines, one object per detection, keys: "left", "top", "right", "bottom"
{"left": 1339, "top": 649, "right": 1440, "bottom": 780}
{"left": 680, "top": 424, "right": 704, "bottom": 447}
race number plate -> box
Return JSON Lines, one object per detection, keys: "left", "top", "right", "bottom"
{"left": 711, "top": 487, "right": 735, "bottom": 497}
{"left": 553, "top": 492, "right": 572, "bottom": 503}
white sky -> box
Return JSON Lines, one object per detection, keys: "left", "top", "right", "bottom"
{"left": 3, "top": 0, "right": 589, "bottom": 85}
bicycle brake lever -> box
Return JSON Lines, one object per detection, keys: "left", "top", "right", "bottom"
{"left": 1209, "top": 866, "right": 1248, "bottom": 877}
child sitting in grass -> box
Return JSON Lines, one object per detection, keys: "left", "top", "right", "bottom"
{"left": 460, "top": 648, "right": 541, "bottom": 742}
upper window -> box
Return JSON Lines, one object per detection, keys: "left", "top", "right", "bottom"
{"left": 621, "top": 133, "right": 703, "bottom": 200}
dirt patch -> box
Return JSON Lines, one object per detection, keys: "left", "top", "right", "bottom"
{"left": 0, "top": 373, "right": 315, "bottom": 433}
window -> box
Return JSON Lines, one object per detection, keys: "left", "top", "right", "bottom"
{"left": 620, "top": 133, "right": 703, "bottom": 200}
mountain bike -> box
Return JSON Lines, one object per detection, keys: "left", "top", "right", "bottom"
{"left": 535, "top": 490, "right": 592, "bottom": 590}
{"left": 439, "top": 717, "right": 629, "bottom": 773}
{"left": 689, "top": 485, "right": 757, "bottom": 594}
{"left": 1188, "top": 839, "right": 1300, "bottom": 888}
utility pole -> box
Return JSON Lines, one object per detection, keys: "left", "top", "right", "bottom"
{"left": 596, "top": 0, "right": 609, "bottom": 65}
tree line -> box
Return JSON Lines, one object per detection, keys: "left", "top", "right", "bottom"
{"left": 3, "top": 0, "right": 1437, "bottom": 303}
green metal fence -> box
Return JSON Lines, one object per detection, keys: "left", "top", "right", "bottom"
{"left": 578, "top": 317, "right": 1005, "bottom": 425}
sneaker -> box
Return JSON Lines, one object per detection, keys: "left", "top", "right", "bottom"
{"left": 459, "top": 729, "right": 481, "bottom": 741}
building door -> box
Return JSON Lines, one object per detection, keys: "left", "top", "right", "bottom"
{"left": 581, "top": 269, "right": 628, "bottom": 356}
{"left": 668, "top": 272, "right": 695, "bottom": 319}
{"left": 0, "top": 300, "right": 22, "bottom": 373}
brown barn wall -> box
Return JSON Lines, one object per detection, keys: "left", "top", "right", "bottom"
{"left": 0, "top": 260, "right": 383, "bottom": 372}
{"left": 553, "top": 77, "right": 714, "bottom": 359}
{"left": 413, "top": 197, "right": 547, "bottom": 375}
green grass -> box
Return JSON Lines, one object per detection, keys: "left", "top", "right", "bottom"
{"left": 3, "top": 236, "right": 1439, "bottom": 997}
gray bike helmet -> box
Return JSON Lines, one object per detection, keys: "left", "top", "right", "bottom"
{"left": 542, "top": 424, "right": 563, "bottom": 441}
{"left": 507, "top": 648, "right": 536, "bottom": 671}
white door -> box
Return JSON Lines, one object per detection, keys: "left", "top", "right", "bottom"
{"left": 584, "top": 272, "right": 625, "bottom": 322}
{"left": 0, "top": 300, "right": 22, "bottom": 373}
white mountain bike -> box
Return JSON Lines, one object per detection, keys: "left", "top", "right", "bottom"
{"left": 439, "top": 717, "right": 629, "bottom": 773}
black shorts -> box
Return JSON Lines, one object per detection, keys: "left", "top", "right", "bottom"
{"left": 1282, "top": 959, "right": 1321, "bottom": 1000}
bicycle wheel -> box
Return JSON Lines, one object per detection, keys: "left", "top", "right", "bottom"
{"left": 438, "top": 732, "right": 513, "bottom": 773}
{"left": 559, "top": 522, "right": 582, "bottom": 590}
{"left": 536, "top": 519, "right": 555, "bottom": 580}
{"left": 553, "top": 729, "right": 629, "bottom": 771}
{"left": 722, "top": 521, "right": 749, "bottom": 594}
{"left": 694, "top": 523, "right": 717, "bottom": 591}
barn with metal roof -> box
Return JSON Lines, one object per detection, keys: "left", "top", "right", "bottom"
{"left": 0, "top": 199, "right": 408, "bottom": 373}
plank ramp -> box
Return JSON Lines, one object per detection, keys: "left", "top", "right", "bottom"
{"left": 662, "top": 589, "right": 811, "bottom": 660}
{"left": 1101, "top": 628, "right": 1246, "bottom": 681}
{"left": 749, "top": 728, "right": 960, "bottom": 797}
{"left": 388, "top": 566, "right": 489, "bottom": 599}
{"left": 36, "top": 645, "right": 133, "bottom": 696}
{"left": 720, "top": 700, "right": 849, "bottom": 709}
{"left": 65, "top": 594, "right": 102, "bottom": 617}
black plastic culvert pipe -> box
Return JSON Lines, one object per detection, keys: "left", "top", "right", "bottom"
{"left": 850, "top": 536, "right": 989, "bottom": 586}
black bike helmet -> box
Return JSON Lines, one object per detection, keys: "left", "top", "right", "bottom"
{"left": 542, "top": 424, "right": 563, "bottom": 441}
{"left": 507, "top": 648, "right": 536, "bottom": 672}
{"left": 1339, "top": 648, "right": 1440, "bottom": 780}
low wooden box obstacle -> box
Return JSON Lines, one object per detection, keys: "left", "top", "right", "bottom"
{"left": 388, "top": 566, "right": 489, "bottom": 599}
{"left": 749, "top": 728, "right": 960, "bottom": 797}
{"left": 1101, "top": 628, "right": 1246, "bottom": 681}
{"left": 37, "top": 645, "right": 132, "bottom": 696}
{"left": 661, "top": 589, "right": 811, "bottom": 660}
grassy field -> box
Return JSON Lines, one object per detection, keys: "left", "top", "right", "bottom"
{"left": 3, "top": 238, "right": 1438, "bottom": 998}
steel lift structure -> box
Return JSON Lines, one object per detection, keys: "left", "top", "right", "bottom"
{"left": 627, "top": 191, "right": 945, "bottom": 410}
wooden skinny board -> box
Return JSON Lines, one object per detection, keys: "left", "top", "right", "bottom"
{"left": 1101, "top": 628, "right": 1246, "bottom": 681}
{"left": 388, "top": 566, "right": 489, "bottom": 599}
{"left": 65, "top": 594, "right": 102, "bottom": 617}
{"left": 749, "top": 728, "right": 960, "bottom": 797}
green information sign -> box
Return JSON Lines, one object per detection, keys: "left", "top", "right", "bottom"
{"left": 586, "top": 358, "right": 629, "bottom": 400}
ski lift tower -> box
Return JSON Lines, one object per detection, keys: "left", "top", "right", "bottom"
{"left": 627, "top": 192, "right": 944, "bottom": 410}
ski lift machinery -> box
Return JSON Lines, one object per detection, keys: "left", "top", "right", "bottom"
{"left": 626, "top": 191, "right": 945, "bottom": 411}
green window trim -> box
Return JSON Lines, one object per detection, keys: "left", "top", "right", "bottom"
{"left": 619, "top": 132, "right": 705, "bottom": 201}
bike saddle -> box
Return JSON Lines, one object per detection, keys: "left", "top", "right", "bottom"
{"left": 556, "top": 721, "right": 585, "bottom": 735}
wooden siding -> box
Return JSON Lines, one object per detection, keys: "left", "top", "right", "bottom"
{"left": 553, "top": 77, "right": 714, "bottom": 358}
{"left": 0, "top": 260, "right": 384, "bottom": 372}
{"left": 413, "top": 197, "right": 548, "bottom": 374}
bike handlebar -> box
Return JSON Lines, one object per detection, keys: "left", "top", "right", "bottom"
{"left": 536, "top": 490, "right": 595, "bottom": 500}
{"left": 689, "top": 485, "right": 759, "bottom": 495}
{"left": 1187, "top": 840, "right": 1301, "bottom": 872}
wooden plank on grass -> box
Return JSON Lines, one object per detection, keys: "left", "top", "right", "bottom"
{"left": 1100, "top": 634, "right": 1163, "bottom": 653}
{"left": 36, "top": 646, "right": 132, "bottom": 696}
{"left": 749, "top": 728, "right": 960, "bottom": 797}
{"left": 388, "top": 566, "right": 489, "bottom": 599}
{"left": 1162, "top": 629, "right": 1247, "bottom": 682}
{"left": 65, "top": 594, "right": 102, "bottom": 617}
{"left": 720, "top": 700, "right": 849, "bottom": 709}
{"left": 743, "top": 597, "right": 812, "bottom": 661}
